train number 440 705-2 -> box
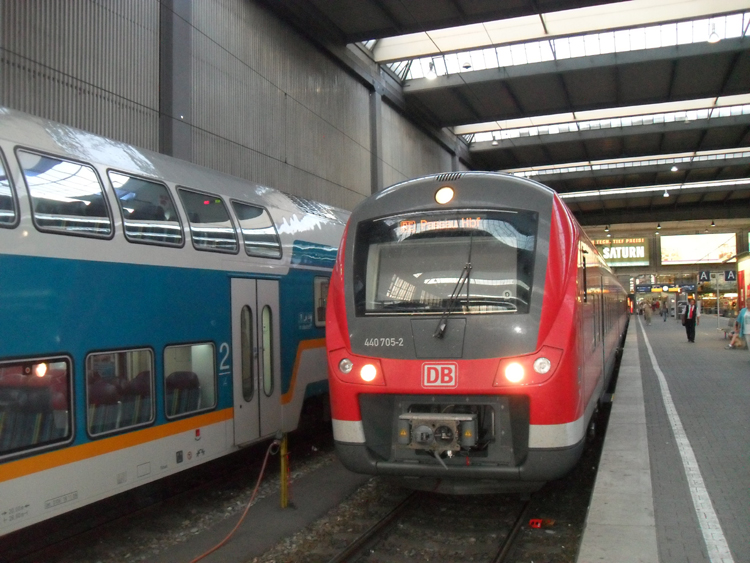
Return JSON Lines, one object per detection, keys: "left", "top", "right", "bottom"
{"left": 364, "top": 337, "right": 404, "bottom": 347}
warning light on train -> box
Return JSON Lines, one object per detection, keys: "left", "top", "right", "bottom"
{"left": 435, "top": 186, "right": 454, "bottom": 204}
{"left": 504, "top": 362, "right": 524, "bottom": 383}
{"left": 34, "top": 362, "right": 48, "bottom": 378}
{"left": 360, "top": 364, "right": 377, "bottom": 382}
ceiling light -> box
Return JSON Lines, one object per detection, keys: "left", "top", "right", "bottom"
{"left": 708, "top": 24, "right": 720, "bottom": 44}
{"left": 663, "top": 189, "right": 669, "bottom": 198}
{"left": 671, "top": 166, "right": 678, "bottom": 172}
{"left": 491, "top": 139, "right": 498, "bottom": 146}
{"left": 426, "top": 61, "right": 437, "bottom": 80}
{"left": 656, "top": 231, "right": 660, "bottom": 235}
{"left": 711, "top": 220, "right": 715, "bottom": 227}
{"left": 607, "top": 233, "right": 611, "bottom": 238}
{"left": 604, "top": 225, "right": 609, "bottom": 232}
{"left": 657, "top": 223, "right": 661, "bottom": 229}
{"left": 462, "top": 62, "right": 472, "bottom": 70}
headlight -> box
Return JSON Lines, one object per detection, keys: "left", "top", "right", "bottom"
{"left": 533, "top": 357, "right": 551, "bottom": 374}
{"left": 360, "top": 364, "right": 377, "bottom": 382}
{"left": 504, "top": 362, "right": 524, "bottom": 383}
{"left": 339, "top": 358, "right": 353, "bottom": 374}
{"left": 435, "top": 186, "right": 454, "bottom": 204}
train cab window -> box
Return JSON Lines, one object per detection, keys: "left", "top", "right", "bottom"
{"left": 164, "top": 343, "right": 217, "bottom": 417}
{"left": 108, "top": 172, "right": 183, "bottom": 246}
{"left": 0, "top": 357, "right": 72, "bottom": 457}
{"left": 17, "top": 150, "right": 112, "bottom": 237}
{"left": 314, "top": 277, "right": 329, "bottom": 327}
{"left": 85, "top": 349, "right": 154, "bottom": 436}
{"left": 177, "top": 188, "right": 238, "bottom": 253}
{"left": 353, "top": 210, "right": 537, "bottom": 316}
{"left": 231, "top": 201, "right": 282, "bottom": 258}
{"left": 0, "top": 153, "right": 18, "bottom": 228}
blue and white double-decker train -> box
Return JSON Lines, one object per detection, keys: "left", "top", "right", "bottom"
{"left": 0, "top": 107, "right": 346, "bottom": 536}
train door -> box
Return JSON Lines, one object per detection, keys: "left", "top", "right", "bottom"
{"left": 231, "top": 278, "right": 282, "bottom": 446}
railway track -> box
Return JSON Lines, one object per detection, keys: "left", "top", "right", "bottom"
{"left": 327, "top": 491, "right": 532, "bottom": 563}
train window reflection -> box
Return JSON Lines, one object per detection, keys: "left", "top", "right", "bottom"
{"left": 0, "top": 357, "right": 72, "bottom": 457}
{"left": 17, "top": 150, "right": 112, "bottom": 237}
{"left": 0, "top": 153, "right": 18, "bottom": 227}
{"left": 109, "top": 172, "right": 183, "bottom": 246}
{"left": 231, "top": 201, "right": 282, "bottom": 259}
{"left": 164, "top": 343, "right": 217, "bottom": 418}
{"left": 354, "top": 210, "right": 537, "bottom": 316}
{"left": 178, "top": 188, "right": 238, "bottom": 253}
{"left": 85, "top": 349, "right": 154, "bottom": 436}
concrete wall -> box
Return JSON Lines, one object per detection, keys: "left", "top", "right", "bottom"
{"left": 0, "top": 0, "right": 458, "bottom": 210}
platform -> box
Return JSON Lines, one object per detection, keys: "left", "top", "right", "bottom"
{"left": 578, "top": 314, "right": 749, "bottom": 563}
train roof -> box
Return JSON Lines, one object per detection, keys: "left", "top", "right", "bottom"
{"left": 0, "top": 107, "right": 348, "bottom": 229}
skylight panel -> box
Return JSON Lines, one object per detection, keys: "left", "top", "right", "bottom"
{"left": 444, "top": 53, "right": 460, "bottom": 74}
{"left": 496, "top": 45, "right": 514, "bottom": 66}
{"left": 559, "top": 178, "right": 750, "bottom": 200}
{"left": 460, "top": 95, "right": 750, "bottom": 142}
{"left": 387, "top": 10, "right": 749, "bottom": 81}
{"left": 504, "top": 148, "right": 750, "bottom": 178}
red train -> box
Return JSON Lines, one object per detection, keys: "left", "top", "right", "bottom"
{"left": 326, "top": 172, "right": 628, "bottom": 493}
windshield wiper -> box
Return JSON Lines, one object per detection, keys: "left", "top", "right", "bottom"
{"left": 433, "top": 234, "right": 473, "bottom": 339}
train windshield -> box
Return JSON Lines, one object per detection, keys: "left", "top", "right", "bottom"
{"left": 354, "top": 210, "right": 537, "bottom": 316}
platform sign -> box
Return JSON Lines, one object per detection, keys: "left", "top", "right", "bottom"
{"left": 725, "top": 270, "right": 737, "bottom": 282}
{"left": 698, "top": 271, "right": 711, "bottom": 282}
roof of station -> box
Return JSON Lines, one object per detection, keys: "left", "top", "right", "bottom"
{"left": 260, "top": 0, "right": 750, "bottom": 227}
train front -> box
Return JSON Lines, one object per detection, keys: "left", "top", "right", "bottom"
{"left": 326, "top": 173, "right": 583, "bottom": 493}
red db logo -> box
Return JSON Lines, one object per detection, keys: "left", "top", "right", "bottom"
{"left": 422, "top": 363, "right": 458, "bottom": 388}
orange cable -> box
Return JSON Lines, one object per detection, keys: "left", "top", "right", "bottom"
{"left": 189, "top": 438, "right": 280, "bottom": 563}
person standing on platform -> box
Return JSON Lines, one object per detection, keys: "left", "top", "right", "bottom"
{"left": 643, "top": 301, "right": 652, "bottom": 325}
{"left": 681, "top": 297, "right": 699, "bottom": 343}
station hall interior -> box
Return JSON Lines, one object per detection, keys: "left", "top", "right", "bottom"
{"left": 3, "top": 0, "right": 750, "bottom": 310}
{"left": 2, "top": 2, "right": 750, "bottom": 562}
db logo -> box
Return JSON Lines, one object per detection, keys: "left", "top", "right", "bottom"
{"left": 422, "top": 363, "right": 458, "bottom": 388}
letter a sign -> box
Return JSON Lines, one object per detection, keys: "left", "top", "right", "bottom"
{"left": 698, "top": 271, "right": 711, "bottom": 282}
{"left": 725, "top": 270, "right": 737, "bottom": 282}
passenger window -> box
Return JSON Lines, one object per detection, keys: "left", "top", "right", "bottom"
{"left": 17, "top": 150, "right": 112, "bottom": 237}
{"left": 85, "top": 349, "right": 154, "bottom": 436}
{"left": 108, "top": 171, "right": 183, "bottom": 246}
{"left": 314, "top": 277, "right": 329, "bottom": 328}
{"left": 231, "top": 201, "right": 282, "bottom": 258}
{"left": 0, "top": 153, "right": 18, "bottom": 227}
{"left": 0, "top": 358, "right": 72, "bottom": 457}
{"left": 262, "top": 306, "right": 273, "bottom": 397}
{"left": 241, "top": 306, "right": 254, "bottom": 401}
{"left": 177, "top": 188, "right": 238, "bottom": 253}
{"left": 164, "top": 343, "right": 216, "bottom": 417}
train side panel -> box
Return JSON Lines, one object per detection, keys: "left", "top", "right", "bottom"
{"left": 0, "top": 107, "right": 345, "bottom": 535}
